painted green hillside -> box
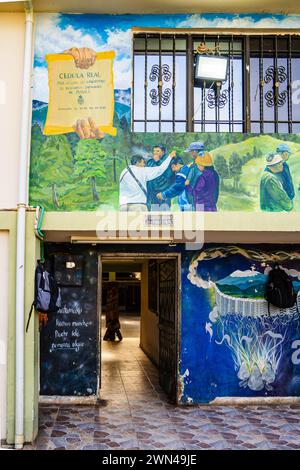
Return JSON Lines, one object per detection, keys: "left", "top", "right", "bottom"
{"left": 211, "top": 134, "right": 300, "bottom": 160}
{"left": 29, "top": 130, "right": 300, "bottom": 212}
{"left": 210, "top": 135, "right": 300, "bottom": 211}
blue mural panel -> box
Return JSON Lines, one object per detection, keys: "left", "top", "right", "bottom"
{"left": 180, "top": 245, "right": 300, "bottom": 403}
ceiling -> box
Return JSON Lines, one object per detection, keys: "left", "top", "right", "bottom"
{"left": 1, "top": 0, "right": 300, "bottom": 14}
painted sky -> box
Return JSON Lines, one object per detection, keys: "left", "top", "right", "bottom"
{"left": 33, "top": 12, "right": 300, "bottom": 102}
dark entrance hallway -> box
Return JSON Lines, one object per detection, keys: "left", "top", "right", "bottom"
{"left": 100, "top": 313, "right": 163, "bottom": 405}
{"left": 100, "top": 255, "right": 179, "bottom": 403}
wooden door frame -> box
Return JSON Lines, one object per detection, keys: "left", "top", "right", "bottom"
{"left": 97, "top": 252, "right": 181, "bottom": 403}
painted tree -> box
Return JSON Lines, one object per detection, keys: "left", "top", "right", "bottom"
{"left": 114, "top": 119, "right": 131, "bottom": 168}
{"left": 231, "top": 133, "right": 244, "bottom": 144}
{"left": 101, "top": 143, "right": 124, "bottom": 184}
{"left": 214, "top": 154, "right": 230, "bottom": 189}
{"left": 38, "top": 135, "right": 74, "bottom": 208}
{"left": 257, "top": 147, "right": 263, "bottom": 158}
{"left": 102, "top": 126, "right": 130, "bottom": 185}
{"left": 241, "top": 152, "right": 252, "bottom": 165}
{"left": 228, "top": 152, "right": 243, "bottom": 191}
{"left": 214, "top": 133, "right": 224, "bottom": 148}
{"left": 204, "top": 133, "right": 214, "bottom": 150}
{"left": 223, "top": 133, "right": 234, "bottom": 145}
{"left": 74, "top": 139, "right": 107, "bottom": 202}
{"left": 66, "top": 132, "right": 80, "bottom": 156}
{"left": 253, "top": 145, "right": 259, "bottom": 159}
{"left": 29, "top": 123, "right": 46, "bottom": 186}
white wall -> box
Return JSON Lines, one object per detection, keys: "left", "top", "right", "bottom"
{"left": 140, "top": 260, "right": 159, "bottom": 366}
{"left": 0, "top": 231, "right": 9, "bottom": 442}
{"left": 0, "top": 13, "right": 25, "bottom": 209}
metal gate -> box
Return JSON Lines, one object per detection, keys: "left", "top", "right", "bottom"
{"left": 158, "top": 258, "right": 177, "bottom": 403}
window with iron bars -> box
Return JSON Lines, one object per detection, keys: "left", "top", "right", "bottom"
{"left": 132, "top": 32, "right": 300, "bottom": 133}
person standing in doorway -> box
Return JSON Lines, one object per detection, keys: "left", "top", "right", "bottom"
{"left": 103, "top": 282, "right": 122, "bottom": 341}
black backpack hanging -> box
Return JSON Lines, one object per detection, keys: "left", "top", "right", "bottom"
{"left": 265, "top": 263, "right": 297, "bottom": 311}
{"left": 26, "top": 261, "right": 62, "bottom": 332}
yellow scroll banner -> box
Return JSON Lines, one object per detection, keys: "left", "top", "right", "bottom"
{"left": 44, "top": 51, "right": 117, "bottom": 136}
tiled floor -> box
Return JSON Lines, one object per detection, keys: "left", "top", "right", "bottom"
{"left": 24, "top": 314, "right": 300, "bottom": 450}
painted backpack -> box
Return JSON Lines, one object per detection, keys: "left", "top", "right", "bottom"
{"left": 265, "top": 264, "right": 297, "bottom": 311}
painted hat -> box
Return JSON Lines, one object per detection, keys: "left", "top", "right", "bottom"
{"left": 276, "top": 143, "right": 292, "bottom": 154}
{"left": 184, "top": 142, "right": 204, "bottom": 152}
{"left": 265, "top": 153, "right": 283, "bottom": 166}
{"left": 196, "top": 152, "right": 213, "bottom": 167}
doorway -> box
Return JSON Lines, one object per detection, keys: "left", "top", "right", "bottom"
{"left": 38, "top": 246, "right": 180, "bottom": 404}
{"left": 99, "top": 254, "right": 180, "bottom": 404}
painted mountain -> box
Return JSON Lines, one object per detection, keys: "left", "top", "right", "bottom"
{"left": 32, "top": 100, "right": 48, "bottom": 128}
{"left": 216, "top": 269, "right": 300, "bottom": 299}
{"left": 32, "top": 88, "right": 131, "bottom": 130}
{"left": 216, "top": 270, "right": 267, "bottom": 298}
{"left": 114, "top": 88, "right": 131, "bottom": 107}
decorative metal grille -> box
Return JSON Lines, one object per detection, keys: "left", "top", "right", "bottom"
{"left": 263, "top": 65, "right": 288, "bottom": 108}
{"left": 149, "top": 63, "right": 172, "bottom": 81}
{"left": 206, "top": 87, "right": 230, "bottom": 109}
{"left": 133, "top": 32, "right": 300, "bottom": 133}
{"left": 149, "top": 63, "right": 172, "bottom": 106}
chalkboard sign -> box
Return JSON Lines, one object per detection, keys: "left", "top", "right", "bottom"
{"left": 40, "top": 252, "right": 98, "bottom": 396}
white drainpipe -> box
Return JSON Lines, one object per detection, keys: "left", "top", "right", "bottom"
{"left": 15, "top": 1, "right": 34, "bottom": 449}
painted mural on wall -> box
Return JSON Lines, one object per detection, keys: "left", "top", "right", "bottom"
{"left": 29, "top": 129, "right": 300, "bottom": 212}
{"left": 29, "top": 12, "right": 300, "bottom": 212}
{"left": 180, "top": 245, "right": 300, "bottom": 403}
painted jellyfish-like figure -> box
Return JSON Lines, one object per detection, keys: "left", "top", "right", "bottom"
{"left": 214, "top": 270, "right": 300, "bottom": 391}
{"left": 188, "top": 250, "right": 300, "bottom": 392}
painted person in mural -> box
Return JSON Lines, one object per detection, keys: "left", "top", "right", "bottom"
{"left": 156, "top": 156, "right": 191, "bottom": 211}
{"left": 276, "top": 144, "right": 295, "bottom": 202}
{"left": 146, "top": 145, "right": 175, "bottom": 210}
{"left": 119, "top": 151, "right": 176, "bottom": 211}
{"left": 156, "top": 143, "right": 207, "bottom": 211}
{"left": 182, "top": 141, "right": 219, "bottom": 211}
{"left": 260, "top": 153, "right": 294, "bottom": 212}
{"left": 185, "top": 153, "right": 220, "bottom": 212}
{"left": 183, "top": 142, "right": 204, "bottom": 210}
